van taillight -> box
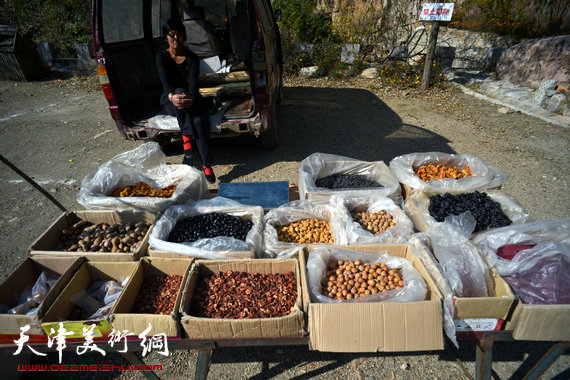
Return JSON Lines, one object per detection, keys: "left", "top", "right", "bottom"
{"left": 97, "top": 64, "right": 115, "bottom": 100}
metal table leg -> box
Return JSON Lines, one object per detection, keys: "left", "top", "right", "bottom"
{"left": 475, "top": 335, "right": 494, "bottom": 380}
{"left": 523, "top": 341, "right": 570, "bottom": 380}
{"left": 121, "top": 351, "right": 161, "bottom": 380}
{"left": 195, "top": 348, "right": 213, "bottom": 380}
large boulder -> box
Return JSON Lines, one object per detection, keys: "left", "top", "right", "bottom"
{"left": 496, "top": 35, "right": 570, "bottom": 89}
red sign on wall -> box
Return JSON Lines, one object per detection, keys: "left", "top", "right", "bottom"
{"left": 420, "top": 3, "right": 455, "bottom": 21}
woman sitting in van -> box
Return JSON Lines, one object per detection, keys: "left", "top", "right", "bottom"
{"left": 155, "top": 18, "right": 215, "bottom": 184}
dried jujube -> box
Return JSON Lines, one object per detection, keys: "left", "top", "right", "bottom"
{"left": 131, "top": 275, "right": 183, "bottom": 314}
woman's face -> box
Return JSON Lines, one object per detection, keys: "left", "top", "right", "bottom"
{"left": 166, "top": 28, "right": 184, "bottom": 49}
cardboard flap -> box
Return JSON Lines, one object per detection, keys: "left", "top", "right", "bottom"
{"left": 509, "top": 303, "right": 570, "bottom": 341}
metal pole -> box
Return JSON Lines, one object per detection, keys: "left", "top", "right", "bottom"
{"left": 522, "top": 341, "right": 570, "bottom": 380}
{"left": 475, "top": 335, "right": 494, "bottom": 380}
{"left": 195, "top": 348, "right": 213, "bottom": 380}
{"left": 0, "top": 153, "right": 67, "bottom": 212}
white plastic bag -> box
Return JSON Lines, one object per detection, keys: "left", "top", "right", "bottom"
{"left": 389, "top": 152, "right": 509, "bottom": 194}
{"left": 330, "top": 194, "right": 413, "bottom": 244}
{"left": 306, "top": 246, "right": 427, "bottom": 303}
{"left": 262, "top": 200, "right": 338, "bottom": 258}
{"left": 149, "top": 197, "right": 263, "bottom": 259}
{"left": 77, "top": 142, "right": 208, "bottom": 211}
{"left": 298, "top": 152, "right": 401, "bottom": 204}
{"left": 404, "top": 189, "right": 533, "bottom": 234}
{"left": 473, "top": 217, "right": 570, "bottom": 272}
{"left": 409, "top": 232, "right": 457, "bottom": 348}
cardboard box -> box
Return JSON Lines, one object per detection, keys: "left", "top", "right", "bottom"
{"left": 111, "top": 257, "right": 192, "bottom": 337}
{"left": 300, "top": 244, "right": 444, "bottom": 352}
{"left": 505, "top": 302, "right": 570, "bottom": 341}
{"left": 41, "top": 261, "right": 139, "bottom": 338}
{"left": 0, "top": 257, "right": 84, "bottom": 342}
{"left": 29, "top": 210, "right": 157, "bottom": 261}
{"left": 180, "top": 259, "right": 305, "bottom": 339}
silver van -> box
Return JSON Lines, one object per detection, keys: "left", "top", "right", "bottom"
{"left": 92, "top": 0, "right": 283, "bottom": 148}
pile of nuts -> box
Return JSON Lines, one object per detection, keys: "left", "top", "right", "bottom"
{"left": 168, "top": 213, "right": 254, "bottom": 243}
{"left": 276, "top": 218, "right": 334, "bottom": 244}
{"left": 190, "top": 270, "right": 297, "bottom": 319}
{"left": 351, "top": 210, "right": 396, "bottom": 235}
{"left": 55, "top": 220, "right": 151, "bottom": 253}
{"left": 414, "top": 163, "right": 472, "bottom": 182}
{"left": 316, "top": 173, "right": 382, "bottom": 189}
{"left": 131, "top": 275, "right": 183, "bottom": 314}
{"left": 321, "top": 259, "right": 404, "bottom": 300}
{"left": 109, "top": 182, "right": 177, "bottom": 198}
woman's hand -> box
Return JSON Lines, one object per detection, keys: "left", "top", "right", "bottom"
{"left": 171, "top": 93, "right": 195, "bottom": 110}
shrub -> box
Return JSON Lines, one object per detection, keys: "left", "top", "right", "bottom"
{"left": 378, "top": 57, "right": 446, "bottom": 89}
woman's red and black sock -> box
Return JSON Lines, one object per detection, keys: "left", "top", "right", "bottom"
{"left": 182, "top": 135, "right": 193, "bottom": 151}
{"left": 202, "top": 165, "right": 216, "bottom": 184}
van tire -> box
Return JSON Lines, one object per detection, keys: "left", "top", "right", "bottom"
{"left": 260, "top": 117, "right": 278, "bottom": 149}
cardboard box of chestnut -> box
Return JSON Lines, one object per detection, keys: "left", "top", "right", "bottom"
{"left": 29, "top": 210, "right": 157, "bottom": 261}
{"left": 0, "top": 256, "right": 84, "bottom": 343}
{"left": 110, "top": 257, "right": 192, "bottom": 337}
{"left": 41, "top": 261, "right": 139, "bottom": 338}
{"left": 179, "top": 259, "right": 305, "bottom": 339}
{"left": 299, "top": 244, "right": 445, "bottom": 352}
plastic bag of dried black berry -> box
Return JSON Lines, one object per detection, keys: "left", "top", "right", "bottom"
{"left": 148, "top": 197, "right": 263, "bottom": 259}
{"left": 77, "top": 142, "right": 208, "bottom": 211}
{"left": 389, "top": 152, "right": 510, "bottom": 194}
{"left": 329, "top": 194, "right": 414, "bottom": 244}
{"left": 298, "top": 152, "right": 401, "bottom": 204}
{"left": 403, "top": 189, "right": 533, "bottom": 235}
{"left": 305, "top": 246, "right": 427, "bottom": 303}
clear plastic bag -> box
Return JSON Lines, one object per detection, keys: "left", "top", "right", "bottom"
{"left": 404, "top": 189, "right": 533, "bottom": 234}
{"left": 472, "top": 218, "right": 570, "bottom": 305}
{"left": 409, "top": 232, "right": 458, "bottom": 348}
{"left": 149, "top": 197, "right": 263, "bottom": 259}
{"left": 7, "top": 270, "right": 60, "bottom": 315}
{"left": 31, "top": 271, "right": 60, "bottom": 303}
{"left": 298, "top": 152, "right": 401, "bottom": 204}
{"left": 420, "top": 213, "right": 494, "bottom": 298}
{"left": 306, "top": 246, "right": 427, "bottom": 303}
{"left": 77, "top": 142, "right": 208, "bottom": 211}
{"left": 473, "top": 217, "right": 570, "bottom": 271}
{"left": 262, "top": 200, "right": 338, "bottom": 258}
{"left": 71, "top": 278, "right": 129, "bottom": 319}
{"left": 389, "top": 152, "right": 510, "bottom": 194}
{"left": 330, "top": 194, "right": 413, "bottom": 244}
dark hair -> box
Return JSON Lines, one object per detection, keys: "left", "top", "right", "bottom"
{"left": 162, "top": 18, "right": 186, "bottom": 40}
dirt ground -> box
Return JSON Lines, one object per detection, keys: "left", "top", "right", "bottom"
{"left": 0, "top": 72, "right": 568, "bottom": 379}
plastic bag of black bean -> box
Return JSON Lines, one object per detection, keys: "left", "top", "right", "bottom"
{"left": 149, "top": 197, "right": 263, "bottom": 259}
{"left": 403, "top": 190, "right": 533, "bottom": 235}
{"left": 298, "top": 153, "right": 401, "bottom": 204}
{"left": 389, "top": 152, "right": 510, "bottom": 194}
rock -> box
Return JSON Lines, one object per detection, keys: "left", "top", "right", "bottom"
{"left": 547, "top": 93, "right": 566, "bottom": 113}
{"left": 497, "top": 107, "right": 515, "bottom": 114}
{"left": 533, "top": 79, "right": 557, "bottom": 106}
{"left": 400, "top": 362, "right": 409, "bottom": 370}
{"left": 299, "top": 66, "right": 319, "bottom": 76}
{"left": 341, "top": 43, "right": 360, "bottom": 63}
{"left": 496, "top": 35, "right": 570, "bottom": 88}
{"left": 361, "top": 68, "right": 379, "bottom": 79}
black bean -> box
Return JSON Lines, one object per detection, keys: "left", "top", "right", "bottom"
{"left": 168, "top": 213, "right": 254, "bottom": 243}
{"left": 315, "top": 174, "right": 382, "bottom": 189}
{"left": 428, "top": 191, "right": 511, "bottom": 233}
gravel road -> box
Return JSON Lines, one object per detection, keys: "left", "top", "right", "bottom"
{"left": 0, "top": 72, "right": 568, "bottom": 380}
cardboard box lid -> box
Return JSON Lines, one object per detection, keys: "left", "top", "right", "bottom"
{"left": 300, "top": 244, "right": 444, "bottom": 352}
{"left": 507, "top": 303, "right": 570, "bottom": 341}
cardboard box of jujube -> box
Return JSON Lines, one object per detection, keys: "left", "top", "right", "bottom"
{"left": 299, "top": 244, "right": 444, "bottom": 353}
{"left": 179, "top": 259, "right": 304, "bottom": 339}
{"left": 29, "top": 210, "right": 158, "bottom": 261}
{"left": 40, "top": 261, "right": 139, "bottom": 339}
{"left": 111, "top": 257, "right": 192, "bottom": 337}
{"left": 0, "top": 256, "right": 84, "bottom": 343}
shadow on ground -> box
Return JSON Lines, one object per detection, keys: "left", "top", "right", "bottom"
{"left": 163, "top": 86, "right": 455, "bottom": 182}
